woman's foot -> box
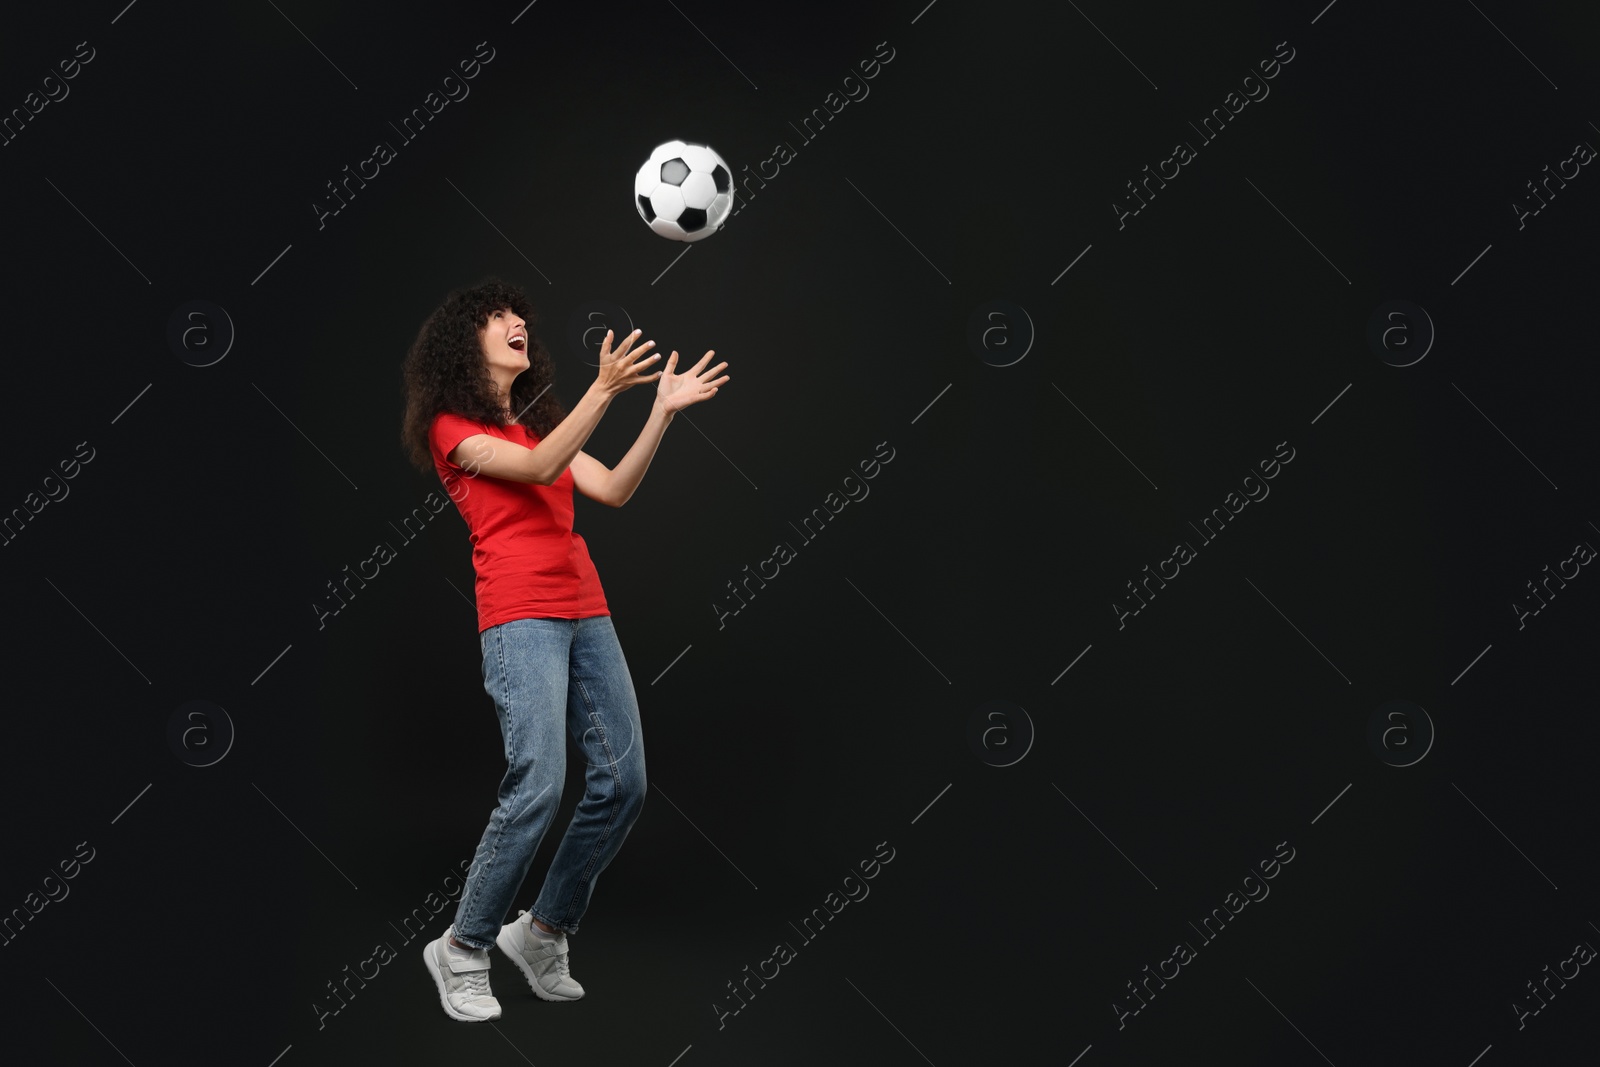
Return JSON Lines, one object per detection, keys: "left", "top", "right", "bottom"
{"left": 495, "top": 910, "right": 585, "bottom": 1001}
{"left": 424, "top": 926, "right": 502, "bottom": 1021}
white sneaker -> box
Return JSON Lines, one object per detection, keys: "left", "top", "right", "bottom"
{"left": 423, "top": 925, "right": 503, "bottom": 1021}
{"left": 496, "top": 910, "right": 585, "bottom": 1001}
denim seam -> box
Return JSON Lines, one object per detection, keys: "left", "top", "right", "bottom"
{"left": 458, "top": 625, "right": 517, "bottom": 946}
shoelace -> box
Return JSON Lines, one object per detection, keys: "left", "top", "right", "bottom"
{"left": 461, "top": 967, "right": 491, "bottom": 998}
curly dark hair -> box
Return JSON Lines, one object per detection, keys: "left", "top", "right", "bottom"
{"left": 399, "top": 276, "right": 569, "bottom": 476}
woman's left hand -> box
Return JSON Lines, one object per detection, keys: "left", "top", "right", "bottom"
{"left": 655, "top": 349, "right": 731, "bottom": 414}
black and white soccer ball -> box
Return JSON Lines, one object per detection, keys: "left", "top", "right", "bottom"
{"left": 634, "top": 140, "right": 734, "bottom": 242}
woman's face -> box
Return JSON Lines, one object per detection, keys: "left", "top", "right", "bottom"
{"left": 479, "top": 307, "right": 530, "bottom": 373}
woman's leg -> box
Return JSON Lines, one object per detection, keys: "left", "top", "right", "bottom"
{"left": 450, "top": 617, "right": 575, "bottom": 949}
{"left": 529, "top": 614, "right": 648, "bottom": 935}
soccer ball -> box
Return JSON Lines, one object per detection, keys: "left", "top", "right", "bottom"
{"left": 634, "top": 140, "right": 734, "bottom": 242}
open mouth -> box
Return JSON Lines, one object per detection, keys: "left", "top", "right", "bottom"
{"left": 508, "top": 336, "right": 526, "bottom": 351}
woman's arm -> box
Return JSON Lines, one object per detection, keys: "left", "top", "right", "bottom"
{"left": 449, "top": 383, "right": 614, "bottom": 485}
{"left": 447, "top": 328, "right": 662, "bottom": 485}
{"left": 567, "top": 344, "right": 730, "bottom": 504}
{"left": 572, "top": 400, "right": 675, "bottom": 507}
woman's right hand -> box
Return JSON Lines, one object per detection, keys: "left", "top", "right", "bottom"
{"left": 594, "top": 328, "right": 662, "bottom": 398}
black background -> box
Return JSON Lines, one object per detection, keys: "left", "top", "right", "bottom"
{"left": 3, "top": 1, "right": 1598, "bottom": 1064}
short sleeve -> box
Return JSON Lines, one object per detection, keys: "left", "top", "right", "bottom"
{"left": 429, "top": 411, "right": 483, "bottom": 472}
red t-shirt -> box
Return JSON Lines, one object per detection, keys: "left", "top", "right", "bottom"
{"left": 428, "top": 411, "right": 609, "bottom": 631}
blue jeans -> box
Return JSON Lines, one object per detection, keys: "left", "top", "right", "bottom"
{"left": 451, "top": 614, "right": 647, "bottom": 947}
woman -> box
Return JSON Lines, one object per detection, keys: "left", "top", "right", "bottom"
{"left": 399, "top": 277, "right": 729, "bottom": 1022}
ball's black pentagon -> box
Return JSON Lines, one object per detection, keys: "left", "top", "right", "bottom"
{"left": 678, "top": 206, "right": 708, "bottom": 231}
{"left": 660, "top": 158, "right": 690, "bottom": 185}
{"left": 711, "top": 164, "right": 730, "bottom": 193}
{"left": 637, "top": 193, "right": 656, "bottom": 222}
